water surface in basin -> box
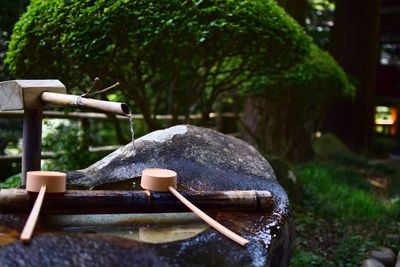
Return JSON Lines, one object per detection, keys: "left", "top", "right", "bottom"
{"left": 42, "top": 213, "right": 208, "bottom": 243}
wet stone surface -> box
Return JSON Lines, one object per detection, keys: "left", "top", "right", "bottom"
{"left": 0, "top": 125, "right": 292, "bottom": 267}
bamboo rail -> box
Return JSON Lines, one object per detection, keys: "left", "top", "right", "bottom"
{"left": 0, "top": 147, "right": 121, "bottom": 163}
{"left": 0, "top": 189, "right": 273, "bottom": 214}
{"left": 0, "top": 111, "right": 237, "bottom": 120}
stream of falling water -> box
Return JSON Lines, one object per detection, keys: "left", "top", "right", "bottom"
{"left": 129, "top": 113, "right": 136, "bottom": 156}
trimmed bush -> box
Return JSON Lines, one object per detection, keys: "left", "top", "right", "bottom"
{"left": 6, "top": 0, "right": 311, "bottom": 130}
{"left": 241, "top": 45, "right": 354, "bottom": 160}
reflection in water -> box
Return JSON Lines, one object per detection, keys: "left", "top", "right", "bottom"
{"left": 43, "top": 213, "right": 208, "bottom": 243}
{"left": 0, "top": 226, "right": 19, "bottom": 247}
{"left": 139, "top": 225, "right": 206, "bottom": 243}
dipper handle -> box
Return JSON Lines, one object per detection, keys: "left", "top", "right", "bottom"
{"left": 168, "top": 186, "right": 249, "bottom": 246}
{"left": 20, "top": 184, "right": 46, "bottom": 242}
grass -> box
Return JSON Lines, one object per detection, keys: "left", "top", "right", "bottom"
{"left": 296, "top": 163, "right": 386, "bottom": 221}
{"left": 291, "top": 250, "right": 326, "bottom": 267}
{"left": 289, "top": 134, "right": 400, "bottom": 266}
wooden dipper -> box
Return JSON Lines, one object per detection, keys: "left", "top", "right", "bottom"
{"left": 141, "top": 168, "right": 249, "bottom": 246}
{"left": 20, "top": 171, "right": 66, "bottom": 242}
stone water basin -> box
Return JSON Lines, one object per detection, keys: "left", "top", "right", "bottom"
{"left": 0, "top": 210, "right": 288, "bottom": 266}
{"left": 0, "top": 125, "right": 292, "bottom": 266}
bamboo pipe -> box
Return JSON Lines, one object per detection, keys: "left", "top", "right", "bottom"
{"left": 0, "top": 189, "right": 273, "bottom": 215}
{"left": 40, "top": 92, "right": 131, "bottom": 116}
{"left": 168, "top": 186, "right": 249, "bottom": 246}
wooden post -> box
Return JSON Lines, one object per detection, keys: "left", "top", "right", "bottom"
{"left": 0, "top": 80, "right": 66, "bottom": 185}
{"left": 0, "top": 80, "right": 132, "bottom": 184}
{"left": 21, "top": 108, "right": 43, "bottom": 185}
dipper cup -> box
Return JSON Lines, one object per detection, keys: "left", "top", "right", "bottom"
{"left": 141, "top": 168, "right": 249, "bottom": 246}
{"left": 20, "top": 171, "right": 66, "bottom": 242}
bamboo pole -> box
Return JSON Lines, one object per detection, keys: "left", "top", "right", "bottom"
{"left": 0, "top": 110, "right": 238, "bottom": 121}
{"left": 40, "top": 92, "right": 131, "bottom": 117}
{"left": 0, "top": 189, "right": 273, "bottom": 214}
{"left": 169, "top": 186, "right": 249, "bottom": 246}
{"left": 20, "top": 185, "right": 46, "bottom": 242}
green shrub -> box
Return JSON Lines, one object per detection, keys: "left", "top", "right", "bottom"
{"left": 334, "top": 235, "right": 374, "bottom": 267}
{"left": 0, "top": 118, "right": 22, "bottom": 179}
{"left": 312, "top": 132, "right": 364, "bottom": 165}
{"left": 42, "top": 121, "right": 101, "bottom": 171}
{"left": 6, "top": 0, "right": 310, "bottom": 130}
{"left": 290, "top": 250, "right": 328, "bottom": 267}
{"left": 292, "top": 161, "right": 400, "bottom": 267}
{"left": 388, "top": 198, "right": 400, "bottom": 219}
{"left": 312, "top": 132, "right": 352, "bottom": 159}
{"left": 0, "top": 173, "right": 20, "bottom": 189}
{"left": 291, "top": 235, "right": 374, "bottom": 267}
{"left": 241, "top": 45, "right": 354, "bottom": 161}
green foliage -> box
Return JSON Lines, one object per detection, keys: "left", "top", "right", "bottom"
{"left": 290, "top": 250, "right": 326, "bottom": 267}
{"left": 40, "top": 117, "right": 145, "bottom": 172}
{"left": 291, "top": 226, "right": 374, "bottom": 267}
{"left": 306, "top": 0, "right": 335, "bottom": 48}
{"left": 312, "top": 133, "right": 354, "bottom": 160}
{"left": 312, "top": 132, "right": 372, "bottom": 168}
{"left": 291, "top": 160, "right": 399, "bottom": 267}
{"left": 242, "top": 45, "right": 354, "bottom": 160}
{"left": 334, "top": 235, "right": 374, "bottom": 266}
{"left": 311, "top": 133, "right": 400, "bottom": 221}
{"left": 296, "top": 163, "right": 384, "bottom": 220}
{"left": 388, "top": 198, "right": 400, "bottom": 219}
{"left": 0, "top": 173, "right": 20, "bottom": 189}
{"left": 313, "top": 133, "right": 400, "bottom": 198}
{"left": 247, "top": 44, "right": 354, "bottom": 98}
{"left": 42, "top": 121, "right": 101, "bottom": 171}
{"left": 6, "top": 0, "right": 311, "bottom": 129}
{"left": 278, "top": 45, "right": 354, "bottom": 98}
{"left": 0, "top": 118, "right": 22, "bottom": 179}
{"left": 0, "top": 118, "right": 22, "bottom": 154}
{"left": 0, "top": 0, "right": 28, "bottom": 81}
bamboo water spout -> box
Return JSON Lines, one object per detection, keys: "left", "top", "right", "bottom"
{"left": 40, "top": 92, "right": 131, "bottom": 117}
{"left": 0, "top": 79, "right": 131, "bottom": 184}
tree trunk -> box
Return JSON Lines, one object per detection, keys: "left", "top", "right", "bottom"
{"left": 241, "top": 94, "right": 315, "bottom": 161}
{"left": 241, "top": 1, "right": 311, "bottom": 161}
{"left": 325, "top": 0, "right": 381, "bottom": 151}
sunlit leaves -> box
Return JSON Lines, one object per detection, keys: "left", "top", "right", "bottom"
{"left": 6, "top": 0, "right": 311, "bottom": 128}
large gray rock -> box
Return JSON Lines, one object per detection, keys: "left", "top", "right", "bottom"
{"left": 395, "top": 251, "right": 400, "bottom": 267}
{"left": 0, "top": 125, "right": 291, "bottom": 267}
{"left": 370, "top": 247, "right": 396, "bottom": 267}
{"left": 68, "top": 125, "right": 279, "bottom": 195}
{"left": 362, "top": 258, "right": 386, "bottom": 267}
